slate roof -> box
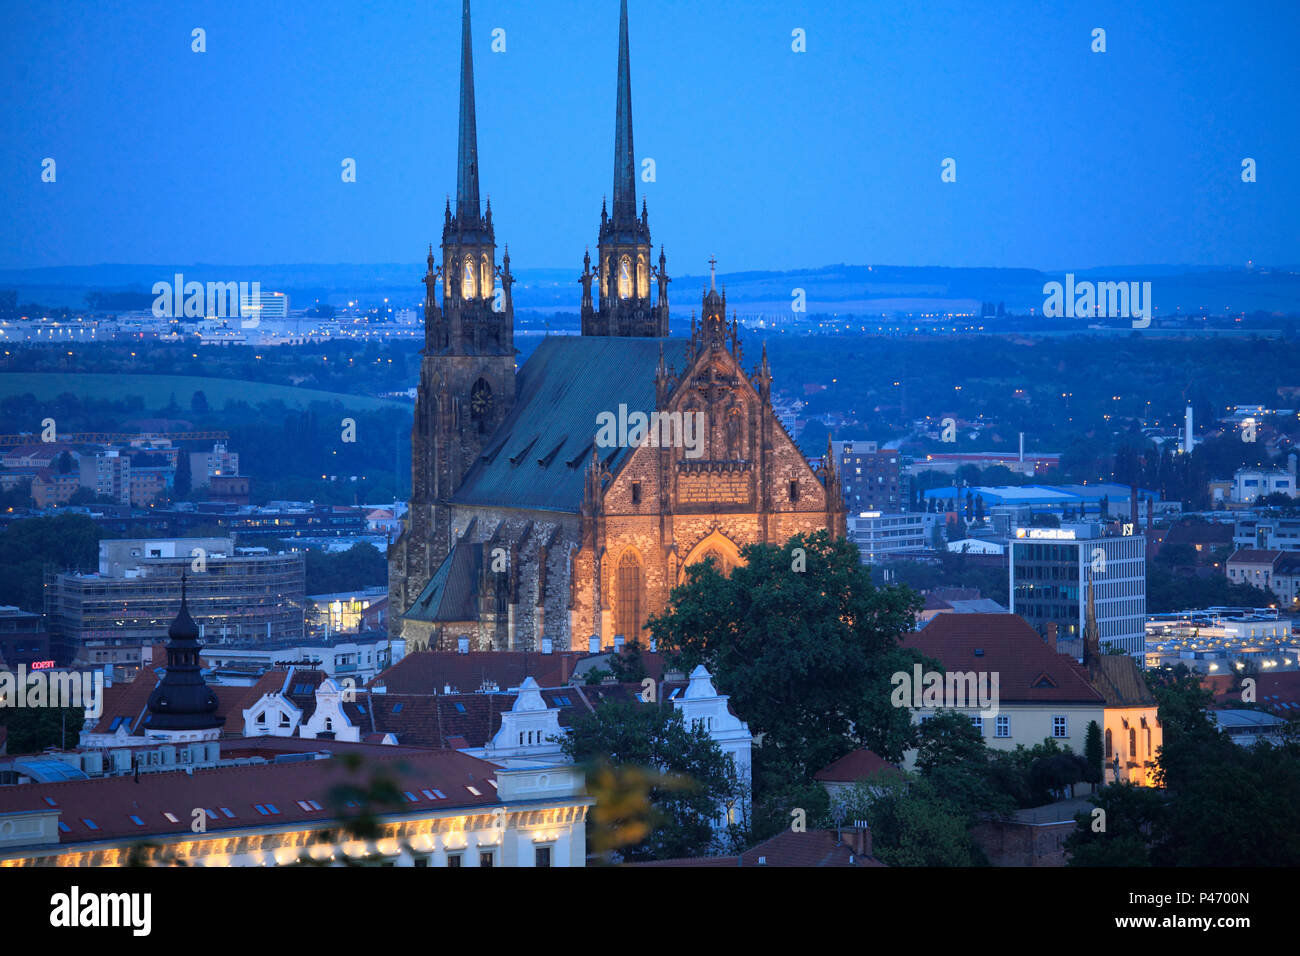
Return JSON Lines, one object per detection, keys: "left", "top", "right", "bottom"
{"left": 405, "top": 534, "right": 483, "bottom": 623}
{"left": 450, "top": 335, "right": 692, "bottom": 512}
{"left": 1086, "top": 654, "right": 1156, "bottom": 708}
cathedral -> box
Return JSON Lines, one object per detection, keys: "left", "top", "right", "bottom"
{"left": 388, "top": 0, "right": 846, "bottom": 653}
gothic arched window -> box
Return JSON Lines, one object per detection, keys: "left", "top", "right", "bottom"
{"left": 481, "top": 254, "right": 492, "bottom": 300}
{"left": 618, "top": 255, "right": 632, "bottom": 299}
{"left": 637, "top": 254, "right": 648, "bottom": 298}
{"left": 462, "top": 255, "right": 476, "bottom": 299}
{"left": 702, "top": 548, "right": 726, "bottom": 574}
{"left": 470, "top": 378, "right": 493, "bottom": 434}
{"left": 615, "top": 550, "right": 643, "bottom": 641}
{"left": 1104, "top": 728, "right": 1113, "bottom": 758}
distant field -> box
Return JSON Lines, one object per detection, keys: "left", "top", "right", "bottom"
{"left": 0, "top": 373, "right": 409, "bottom": 412}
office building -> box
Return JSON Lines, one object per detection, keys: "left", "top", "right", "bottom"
{"left": 45, "top": 537, "right": 305, "bottom": 663}
{"left": 1009, "top": 524, "right": 1147, "bottom": 655}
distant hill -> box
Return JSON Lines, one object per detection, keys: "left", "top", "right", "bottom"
{"left": 2, "top": 262, "right": 1298, "bottom": 315}
{"left": 0, "top": 373, "right": 409, "bottom": 413}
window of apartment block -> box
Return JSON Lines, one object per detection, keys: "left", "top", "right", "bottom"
{"left": 535, "top": 846, "right": 552, "bottom": 868}
{"left": 995, "top": 715, "right": 1009, "bottom": 738}
{"left": 1052, "top": 716, "right": 1068, "bottom": 738}
{"left": 446, "top": 854, "right": 462, "bottom": 868}
{"left": 969, "top": 715, "right": 983, "bottom": 735}
{"left": 480, "top": 850, "right": 495, "bottom": 868}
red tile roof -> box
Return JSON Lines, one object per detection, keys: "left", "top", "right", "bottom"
{"left": 370, "top": 651, "right": 589, "bottom": 694}
{"left": 903, "top": 614, "right": 1105, "bottom": 704}
{"left": 1226, "top": 549, "right": 1284, "bottom": 565}
{"left": 814, "top": 749, "right": 902, "bottom": 783}
{"left": 0, "top": 749, "right": 503, "bottom": 847}
{"left": 1203, "top": 671, "right": 1300, "bottom": 715}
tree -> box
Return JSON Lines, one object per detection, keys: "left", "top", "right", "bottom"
{"left": 560, "top": 701, "right": 737, "bottom": 861}
{"left": 1065, "top": 782, "right": 1166, "bottom": 866}
{"left": 647, "top": 530, "right": 924, "bottom": 779}
{"left": 0, "top": 513, "right": 102, "bottom": 612}
{"left": 1084, "top": 720, "right": 1104, "bottom": 786}
{"left": 608, "top": 638, "right": 649, "bottom": 683}
{"left": 914, "top": 710, "right": 1015, "bottom": 823}
{"left": 190, "top": 390, "right": 209, "bottom": 414}
{"left": 55, "top": 451, "right": 75, "bottom": 475}
{"left": 0, "top": 704, "right": 85, "bottom": 752}
{"left": 834, "top": 771, "right": 983, "bottom": 866}
{"left": 173, "top": 451, "right": 192, "bottom": 498}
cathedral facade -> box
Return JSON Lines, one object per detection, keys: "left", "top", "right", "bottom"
{"left": 388, "top": 0, "right": 845, "bottom": 653}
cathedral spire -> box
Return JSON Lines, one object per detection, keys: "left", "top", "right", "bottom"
{"left": 612, "top": 0, "right": 636, "bottom": 224}
{"left": 1083, "top": 569, "right": 1101, "bottom": 667}
{"left": 456, "top": 0, "right": 480, "bottom": 222}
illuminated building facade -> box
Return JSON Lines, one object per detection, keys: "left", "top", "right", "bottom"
{"left": 0, "top": 748, "right": 590, "bottom": 867}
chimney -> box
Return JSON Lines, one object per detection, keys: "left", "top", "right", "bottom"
{"left": 1146, "top": 496, "right": 1153, "bottom": 531}
{"left": 560, "top": 655, "right": 573, "bottom": 684}
{"left": 839, "top": 821, "right": 872, "bottom": 860}
{"left": 1046, "top": 621, "right": 1058, "bottom": 652}
{"left": 614, "top": 635, "right": 625, "bottom": 651}
{"left": 1130, "top": 482, "right": 1139, "bottom": 529}
{"left": 1019, "top": 431, "right": 1024, "bottom": 464}
{"left": 588, "top": 635, "right": 601, "bottom": 655}
{"left": 1184, "top": 404, "right": 1193, "bottom": 454}
{"left": 541, "top": 638, "right": 553, "bottom": 654}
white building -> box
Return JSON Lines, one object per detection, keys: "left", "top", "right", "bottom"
{"left": 1232, "top": 468, "right": 1296, "bottom": 504}
{"left": 848, "top": 511, "right": 928, "bottom": 564}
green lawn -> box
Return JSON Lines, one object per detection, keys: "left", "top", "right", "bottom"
{"left": 0, "top": 373, "right": 409, "bottom": 412}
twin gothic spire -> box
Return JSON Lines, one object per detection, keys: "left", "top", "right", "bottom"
{"left": 443, "top": 1, "right": 665, "bottom": 336}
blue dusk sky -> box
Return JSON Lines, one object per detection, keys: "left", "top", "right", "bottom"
{"left": 2, "top": 0, "right": 1297, "bottom": 273}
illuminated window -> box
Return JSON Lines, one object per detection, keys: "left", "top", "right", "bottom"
{"left": 618, "top": 256, "right": 632, "bottom": 299}
{"left": 615, "top": 551, "right": 643, "bottom": 642}
{"left": 462, "top": 255, "right": 477, "bottom": 299}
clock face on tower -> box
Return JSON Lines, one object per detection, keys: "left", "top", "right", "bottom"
{"left": 470, "top": 378, "right": 493, "bottom": 432}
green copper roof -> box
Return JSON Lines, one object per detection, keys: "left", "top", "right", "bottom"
{"left": 406, "top": 531, "right": 482, "bottom": 623}
{"left": 451, "top": 335, "right": 691, "bottom": 512}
